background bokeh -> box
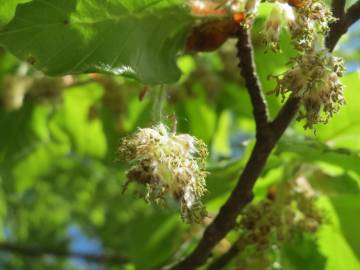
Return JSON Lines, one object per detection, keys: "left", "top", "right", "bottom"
{"left": 0, "top": 2, "right": 359, "bottom": 270}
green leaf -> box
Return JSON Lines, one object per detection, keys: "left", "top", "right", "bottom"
{"left": 331, "top": 195, "right": 360, "bottom": 259}
{"left": 125, "top": 212, "right": 184, "bottom": 270}
{"left": 0, "top": 177, "right": 6, "bottom": 241}
{"left": 0, "top": 0, "right": 30, "bottom": 27}
{"left": 205, "top": 158, "right": 242, "bottom": 208}
{"left": 211, "top": 110, "right": 232, "bottom": 158}
{"left": 309, "top": 171, "right": 360, "bottom": 196}
{"left": 59, "top": 83, "right": 107, "bottom": 157}
{"left": 277, "top": 135, "right": 360, "bottom": 175}
{"left": 0, "top": 104, "right": 35, "bottom": 162}
{"left": 0, "top": 0, "right": 192, "bottom": 84}
{"left": 317, "top": 197, "right": 360, "bottom": 270}
{"left": 280, "top": 235, "right": 326, "bottom": 270}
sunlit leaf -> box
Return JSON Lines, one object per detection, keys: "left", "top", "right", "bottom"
{"left": 0, "top": 0, "right": 192, "bottom": 84}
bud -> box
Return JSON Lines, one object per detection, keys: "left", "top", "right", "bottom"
{"left": 245, "top": 0, "right": 260, "bottom": 14}
{"left": 119, "top": 124, "right": 209, "bottom": 223}
{"left": 263, "top": 5, "right": 283, "bottom": 51}
{"left": 235, "top": 176, "right": 322, "bottom": 269}
{"left": 1, "top": 75, "right": 32, "bottom": 110}
{"left": 239, "top": 0, "right": 259, "bottom": 27}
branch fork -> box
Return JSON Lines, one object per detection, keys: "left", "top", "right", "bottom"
{"left": 170, "top": 1, "right": 360, "bottom": 268}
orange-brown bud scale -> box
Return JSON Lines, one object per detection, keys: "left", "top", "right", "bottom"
{"left": 288, "top": 0, "right": 306, "bottom": 8}
{"left": 185, "top": 20, "right": 238, "bottom": 53}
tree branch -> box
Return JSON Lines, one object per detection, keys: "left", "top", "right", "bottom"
{"left": 346, "top": 0, "right": 360, "bottom": 28}
{"left": 171, "top": 141, "right": 273, "bottom": 270}
{"left": 0, "top": 242, "right": 128, "bottom": 265}
{"left": 207, "top": 241, "right": 242, "bottom": 270}
{"left": 170, "top": 4, "right": 360, "bottom": 269}
{"left": 170, "top": 25, "right": 274, "bottom": 270}
{"left": 236, "top": 26, "right": 271, "bottom": 139}
{"left": 326, "top": 0, "right": 360, "bottom": 51}
{"left": 331, "top": 0, "right": 346, "bottom": 19}
{"left": 271, "top": 97, "right": 301, "bottom": 140}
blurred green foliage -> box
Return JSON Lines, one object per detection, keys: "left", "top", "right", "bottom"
{"left": 0, "top": 1, "right": 359, "bottom": 270}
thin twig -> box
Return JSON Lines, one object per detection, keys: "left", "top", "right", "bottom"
{"left": 236, "top": 26, "right": 271, "bottom": 139}
{"left": 326, "top": 0, "right": 360, "bottom": 51}
{"left": 0, "top": 242, "right": 128, "bottom": 265}
{"left": 345, "top": 0, "right": 360, "bottom": 29}
{"left": 207, "top": 241, "right": 242, "bottom": 270}
{"left": 271, "top": 97, "right": 301, "bottom": 140}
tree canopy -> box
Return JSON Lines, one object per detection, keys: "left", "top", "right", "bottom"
{"left": 0, "top": 1, "right": 359, "bottom": 270}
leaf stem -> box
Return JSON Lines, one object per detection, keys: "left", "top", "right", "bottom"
{"left": 152, "top": 85, "right": 166, "bottom": 123}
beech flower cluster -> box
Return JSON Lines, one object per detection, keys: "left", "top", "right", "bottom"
{"left": 272, "top": 47, "right": 345, "bottom": 128}
{"left": 260, "top": 0, "right": 345, "bottom": 128}
{"left": 263, "top": 0, "right": 335, "bottom": 51}
{"left": 119, "top": 124, "right": 208, "bottom": 223}
{"left": 236, "top": 177, "right": 322, "bottom": 269}
{"left": 189, "top": 0, "right": 335, "bottom": 53}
